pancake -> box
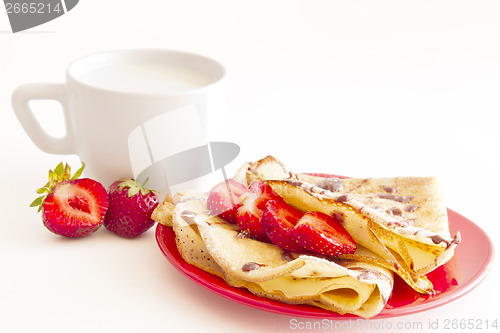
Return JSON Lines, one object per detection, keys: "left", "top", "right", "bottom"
{"left": 233, "top": 156, "right": 461, "bottom": 294}
{"left": 155, "top": 190, "right": 394, "bottom": 318}
{"left": 152, "top": 155, "right": 460, "bottom": 317}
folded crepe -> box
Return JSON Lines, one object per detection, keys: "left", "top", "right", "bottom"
{"left": 154, "top": 189, "right": 394, "bottom": 318}
{"left": 232, "top": 155, "right": 461, "bottom": 294}
{"left": 152, "top": 155, "right": 460, "bottom": 318}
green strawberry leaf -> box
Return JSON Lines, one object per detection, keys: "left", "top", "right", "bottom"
{"left": 29, "top": 196, "right": 45, "bottom": 212}
{"left": 71, "top": 162, "right": 85, "bottom": 180}
{"left": 117, "top": 178, "right": 157, "bottom": 197}
{"left": 36, "top": 187, "right": 50, "bottom": 194}
{"left": 128, "top": 186, "right": 141, "bottom": 197}
{"left": 63, "top": 163, "right": 71, "bottom": 180}
{"left": 54, "top": 162, "right": 64, "bottom": 179}
{"left": 29, "top": 196, "right": 44, "bottom": 207}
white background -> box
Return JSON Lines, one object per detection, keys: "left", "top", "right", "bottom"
{"left": 1, "top": 1, "right": 499, "bottom": 332}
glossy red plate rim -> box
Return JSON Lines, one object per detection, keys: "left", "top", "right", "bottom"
{"left": 155, "top": 177, "right": 494, "bottom": 319}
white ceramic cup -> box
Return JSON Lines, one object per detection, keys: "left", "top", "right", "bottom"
{"left": 12, "top": 49, "right": 226, "bottom": 187}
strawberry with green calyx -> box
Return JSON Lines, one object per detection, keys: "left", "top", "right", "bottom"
{"left": 103, "top": 178, "right": 159, "bottom": 238}
{"left": 31, "top": 162, "right": 109, "bottom": 238}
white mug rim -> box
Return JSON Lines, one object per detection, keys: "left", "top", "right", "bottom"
{"left": 65, "top": 48, "right": 226, "bottom": 96}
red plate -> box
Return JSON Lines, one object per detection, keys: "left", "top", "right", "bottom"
{"left": 155, "top": 176, "right": 494, "bottom": 318}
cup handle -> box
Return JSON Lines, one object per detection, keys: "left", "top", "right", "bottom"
{"left": 12, "top": 83, "right": 75, "bottom": 155}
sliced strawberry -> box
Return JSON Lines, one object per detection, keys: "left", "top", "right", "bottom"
{"left": 261, "top": 200, "right": 305, "bottom": 252}
{"left": 236, "top": 181, "right": 284, "bottom": 242}
{"left": 31, "top": 162, "right": 109, "bottom": 238}
{"left": 42, "top": 178, "right": 109, "bottom": 238}
{"left": 293, "top": 211, "right": 356, "bottom": 257}
{"left": 207, "top": 179, "right": 247, "bottom": 223}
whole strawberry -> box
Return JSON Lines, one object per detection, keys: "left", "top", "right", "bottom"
{"left": 104, "top": 178, "right": 159, "bottom": 238}
{"left": 31, "top": 162, "right": 109, "bottom": 238}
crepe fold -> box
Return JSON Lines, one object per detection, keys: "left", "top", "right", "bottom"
{"left": 152, "top": 155, "right": 460, "bottom": 318}
{"left": 156, "top": 190, "right": 394, "bottom": 318}
{"left": 232, "top": 155, "right": 461, "bottom": 294}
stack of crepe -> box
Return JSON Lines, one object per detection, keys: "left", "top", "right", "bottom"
{"left": 153, "top": 156, "right": 460, "bottom": 318}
